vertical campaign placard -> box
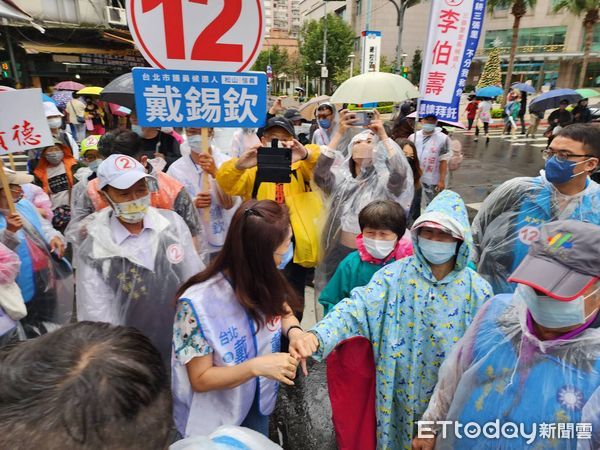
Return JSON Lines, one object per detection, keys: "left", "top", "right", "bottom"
{"left": 361, "top": 31, "right": 382, "bottom": 74}
{"left": 418, "top": 0, "right": 486, "bottom": 122}
{"left": 0, "top": 88, "right": 54, "bottom": 155}
{"left": 126, "top": 0, "right": 265, "bottom": 72}
{"left": 132, "top": 68, "right": 267, "bottom": 128}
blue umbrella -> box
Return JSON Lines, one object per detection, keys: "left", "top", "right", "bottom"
{"left": 476, "top": 86, "right": 503, "bottom": 98}
{"left": 42, "top": 93, "right": 57, "bottom": 104}
{"left": 529, "top": 89, "right": 582, "bottom": 113}
{"left": 511, "top": 83, "right": 536, "bottom": 94}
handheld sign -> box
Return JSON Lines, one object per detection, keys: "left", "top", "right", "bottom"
{"left": 0, "top": 88, "right": 54, "bottom": 155}
{"left": 127, "top": 0, "right": 265, "bottom": 72}
{"left": 132, "top": 68, "right": 267, "bottom": 128}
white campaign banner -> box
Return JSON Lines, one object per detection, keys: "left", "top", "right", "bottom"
{"left": 418, "top": 0, "right": 486, "bottom": 122}
{"left": 0, "top": 88, "right": 54, "bottom": 155}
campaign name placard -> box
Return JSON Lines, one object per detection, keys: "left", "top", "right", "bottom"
{"left": 133, "top": 68, "right": 267, "bottom": 128}
{"left": 0, "top": 88, "right": 54, "bottom": 155}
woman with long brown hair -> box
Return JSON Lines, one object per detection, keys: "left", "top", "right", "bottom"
{"left": 171, "top": 199, "right": 308, "bottom": 439}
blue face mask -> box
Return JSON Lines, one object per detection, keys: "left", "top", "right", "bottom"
{"left": 545, "top": 156, "right": 587, "bottom": 185}
{"left": 87, "top": 159, "right": 101, "bottom": 173}
{"left": 516, "top": 283, "right": 598, "bottom": 329}
{"left": 131, "top": 124, "right": 143, "bottom": 136}
{"left": 319, "top": 119, "right": 331, "bottom": 130}
{"left": 277, "top": 242, "right": 294, "bottom": 270}
{"left": 418, "top": 236, "right": 457, "bottom": 265}
{"left": 422, "top": 123, "right": 436, "bottom": 133}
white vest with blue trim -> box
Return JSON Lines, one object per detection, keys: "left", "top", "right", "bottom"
{"left": 172, "top": 273, "right": 281, "bottom": 437}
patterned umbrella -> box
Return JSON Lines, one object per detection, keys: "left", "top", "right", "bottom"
{"left": 54, "top": 81, "right": 86, "bottom": 91}
{"left": 51, "top": 90, "right": 73, "bottom": 109}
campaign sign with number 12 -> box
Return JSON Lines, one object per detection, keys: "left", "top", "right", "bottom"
{"left": 127, "top": 0, "right": 265, "bottom": 72}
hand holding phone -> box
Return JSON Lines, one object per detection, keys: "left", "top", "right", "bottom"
{"left": 351, "top": 110, "right": 375, "bottom": 127}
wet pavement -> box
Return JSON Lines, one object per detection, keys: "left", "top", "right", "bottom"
{"left": 448, "top": 128, "right": 547, "bottom": 207}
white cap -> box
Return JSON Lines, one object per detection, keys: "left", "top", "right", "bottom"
{"left": 43, "top": 101, "right": 63, "bottom": 118}
{"left": 97, "top": 154, "right": 154, "bottom": 190}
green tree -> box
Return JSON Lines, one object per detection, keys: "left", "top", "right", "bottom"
{"left": 379, "top": 56, "right": 397, "bottom": 73}
{"left": 553, "top": 0, "right": 599, "bottom": 88}
{"left": 487, "top": 0, "right": 537, "bottom": 105}
{"left": 476, "top": 45, "right": 502, "bottom": 89}
{"left": 251, "top": 45, "right": 290, "bottom": 92}
{"left": 299, "top": 13, "right": 355, "bottom": 94}
{"left": 410, "top": 49, "right": 422, "bottom": 85}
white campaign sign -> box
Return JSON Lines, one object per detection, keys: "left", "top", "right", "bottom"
{"left": 126, "top": 0, "right": 265, "bottom": 72}
{"left": 0, "top": 88, "right": 54, "bottom": 155}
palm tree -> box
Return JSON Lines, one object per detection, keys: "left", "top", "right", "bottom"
{"left": 554, "top": 0, "right": 599, "bottom": 88}
{"left": 487, "top": 0, "right": 537, "bottom": 106}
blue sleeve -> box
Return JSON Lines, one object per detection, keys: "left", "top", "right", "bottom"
{"left": 311, "top": 265, "right": 393, "bottom": 361}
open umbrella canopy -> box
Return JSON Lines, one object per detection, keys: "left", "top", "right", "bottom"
{"left": 529, "top": 89, "right": 582, "bottom": 112}
{"left": 331, "top": 72, "right": 419, "bottom": 104}
{"left": 76, "top": 86, "right": 103, "bottom": 96}
{"left": 100, "top": 73, "right": 135, "bottom": 110}
{"left": 54, "top": 81, "right": 86, "bottom": 91}
{"left": 299, "top": 95, "right": 333, "bottom": 120}
{"left": 51, "top": 90, "right": 73, "bottom": 109}
{"left": 575, "top": 88, "right": 600, "bottom": 99}
{"left": 511, "top": 83, "right": 536, "bottom": 94}
{"left": 476, "top": 86, "right": 503, "bottom": 98}
{"left": 42, "top": 93, "right": 56, "bottom": 104}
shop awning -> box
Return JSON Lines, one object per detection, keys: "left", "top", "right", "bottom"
{"left": 21, "top": 42, "right": 133, "bottom": 55}
{"left": 0, "top": 0, "right": 44, "bottom": 32}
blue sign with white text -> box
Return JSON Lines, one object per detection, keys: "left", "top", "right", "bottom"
{"left": 132, "top": 68, "right": 267, "bottom": 128}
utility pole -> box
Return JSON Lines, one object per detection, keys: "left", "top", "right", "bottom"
{"left": 3, "top": 25, "right": 20, "bottom": 84}
{"left": 388, "top": 0, "right": 408, "bottom": 74}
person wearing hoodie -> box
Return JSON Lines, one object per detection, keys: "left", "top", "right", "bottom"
{"left": 43, "top": 101, "right": 79, "bottom": 159}
{"left": 33, "top": 139, "right": 82, "bottom": 233}
{"left": 290, "top": 190, "right": 492, "bottom": 449}
{"left": 75, "top": 154, "right": 203, "bottom": 367}
{"left": 312, "top": 103, "right": 338, "bottom": 146}
{"left": 413, "top": 220, "right": 600, "bottom": 449}
{"left": 408, "top": 114, "right": 451, "bottom": 210}
{"left": 313, "top": 109, "right": 414, "bottom": 290}
{"left": 472, "top": 124, "right": 600, "bottom": 295}
{"left": 318, "top": 200, "right": 413, "bottom": 316}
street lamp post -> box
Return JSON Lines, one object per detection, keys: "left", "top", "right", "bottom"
{"left": 315, "top": 60, "right": 322, "bottom": 96}
{"left": 348, "top": 54, "right": 355, "bottom": 78}
{"left": 388, "top": 0, "right": 408, "bottom": 74}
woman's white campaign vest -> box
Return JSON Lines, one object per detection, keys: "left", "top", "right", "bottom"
{"left": 415, "top": 131, "right": 447, "bottom": 186}
{"left": 172, "top": 273, "right": 281, "bottom": 437}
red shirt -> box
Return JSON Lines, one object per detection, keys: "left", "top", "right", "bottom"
{"left": 466, "top": 101, "right": 479, "bottom": 120}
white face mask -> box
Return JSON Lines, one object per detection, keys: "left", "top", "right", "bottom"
{"left": 363, "top": 237, "right": 397, "bottom": 260}
{"left": 422, "top": 123, "right": 436, "bottom": 133}
{"left": 105, "top": 194, "right": 151, "bottom": 224}
{"left": 48, "top": 118, "right": 62, "bottom": 129}
{"left": 147, "top": 157, "right": 166, "bottom": 173}
{"left": 160, "top": 127, "right": 174, "bottom": 134}
{"left": 187, "top": 134, "right": 205, "bottom": 154}
{"left": 517, "top": 283, "right": 600, "bottom": 329}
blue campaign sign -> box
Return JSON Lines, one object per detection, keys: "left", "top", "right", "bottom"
{"left": 132, "top": 68, "right": 267, "bottom": 128}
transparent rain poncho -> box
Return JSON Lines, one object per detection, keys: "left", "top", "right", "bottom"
{"left": 312, "top": 102, "right": 340, "bottom": 147}
{"left": 75, "top": 207, "right": 204, "bottom": 366}
{"left": 421, "top": 292, "right": 600, "bottom": 449}
{"left": 313, "top": 130, "right": 414, "bottom": 290}
{"left": 472, "top": 173, "right": 600, "bottom": 295}
{"left": 0, "top": 200, "right": 73, "bottom": 331}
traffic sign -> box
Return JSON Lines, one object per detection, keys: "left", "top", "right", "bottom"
{"left": 126, "top": 0, "right": 265, "bottom": 72}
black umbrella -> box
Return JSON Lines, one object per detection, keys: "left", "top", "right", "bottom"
{"left": 100, "top": 73, "right": 135, "bottom": 111}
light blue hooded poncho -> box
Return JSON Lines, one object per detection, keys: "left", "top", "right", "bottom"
{"left": 310, "top": 190, "right": 493, "bottom": 449}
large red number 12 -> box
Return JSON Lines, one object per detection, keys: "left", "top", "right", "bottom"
{"left": 141, "top": 0, "right": 243, "bottom": 62}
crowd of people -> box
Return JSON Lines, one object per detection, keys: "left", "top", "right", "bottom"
{"left": 1, "top": 90, "right": 600, "bottom": 449}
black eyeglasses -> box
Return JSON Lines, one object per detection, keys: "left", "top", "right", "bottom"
{"left": 541, "top": 149, "right": 596, "bottom": 163}
{"left": 244, "top": 208, "right": 262, "bottom": 218}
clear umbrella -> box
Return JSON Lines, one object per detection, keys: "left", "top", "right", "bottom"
{"left": 331, "top": 72, "right": 419, "bottom": 104}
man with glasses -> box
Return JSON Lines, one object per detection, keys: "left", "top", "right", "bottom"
{"left": 312, "top": 103, "right": 338, "bottom": 146}
{"left": 472, "top": 124, "right": 600, "bottom": 294}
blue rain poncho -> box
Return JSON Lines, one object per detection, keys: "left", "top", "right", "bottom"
{"left": 472, "top": 174, "right": 600, "bottom": 294}
{"left": 310, "top": 190, "right": 493, "bottom": 449}
{"left": 420, "top": 292, "right": 600, "bottom": 449}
